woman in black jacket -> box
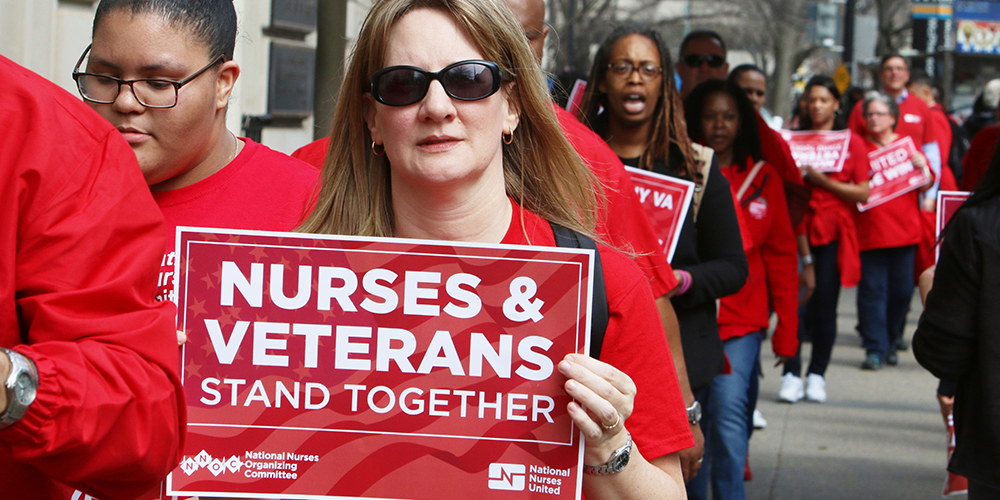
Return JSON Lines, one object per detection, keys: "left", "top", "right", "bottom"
{"left": 914, "top": 140, "right": 1000, "bottom": 498}
{"left": 577, "top": 25, "right": 748, "bottom": 491}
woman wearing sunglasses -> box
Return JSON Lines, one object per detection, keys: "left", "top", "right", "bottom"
{"left": 576, "top": 26, "right": 748, "bottom": 484}
{"left": 300, "top": 1, "right": 691, "bottom": 497}
{"left": 75, "top": 0, "right": 318, "bottom": 304}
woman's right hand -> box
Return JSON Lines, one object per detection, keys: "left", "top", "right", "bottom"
{"left": 558, "top": 354, "right": 636, "bottom": 465}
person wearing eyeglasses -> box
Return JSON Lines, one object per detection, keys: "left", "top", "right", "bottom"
{"left": 854, "top": 93, "right": 931, "bottom": 371}
{"left": 300, "top": 1, "right": 695, "bottom": 498}
{"left": 577, "top": 25, "right": 749, "bottom": 490}
{"left": 74, "top": 0, "right": 319, "bottom": 306}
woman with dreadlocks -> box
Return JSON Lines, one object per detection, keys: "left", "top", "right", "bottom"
{"left": 578, "top": 24, "right": 748, "bottom": 485}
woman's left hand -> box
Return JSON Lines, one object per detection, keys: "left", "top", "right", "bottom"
{"left": 558, "top": 354, "right": 636, "bottom": 464}
{"left": 800, "top": 165, "right": 827, "bottom": 187}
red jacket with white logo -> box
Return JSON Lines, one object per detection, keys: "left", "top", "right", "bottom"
{"left": 717, "top": 160, "right": 800, "bottom": 357}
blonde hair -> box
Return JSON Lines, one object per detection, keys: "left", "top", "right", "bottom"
{"left": 298, "top": 0, "right": 600, "bottom": 240}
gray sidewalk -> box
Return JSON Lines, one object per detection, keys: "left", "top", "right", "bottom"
{"left": 744, "top": 287, "right": 957, "bottom": 500}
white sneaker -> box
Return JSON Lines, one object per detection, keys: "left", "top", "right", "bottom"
{"left": 779, "top": 373, "right": 804, "bottom": 403}
{"left": 753, "top": 409, "right": 767, "bottom": 429}
{"left": 805, "top": 373, "right": 827, "bottom": 403}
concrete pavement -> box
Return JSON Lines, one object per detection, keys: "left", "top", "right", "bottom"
{"left": 742, "top": 287, "right": 957, "bottom": 500}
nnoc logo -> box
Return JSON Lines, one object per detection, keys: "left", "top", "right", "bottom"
{"left": 488, "top": 463, "right": 526, "bottom": 491}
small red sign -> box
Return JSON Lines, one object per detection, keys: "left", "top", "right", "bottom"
{"left": 167, "top": 228, "right": 593, "bottom": 499}
{"left": 779, "top": 129, "right": 853, "bottom": 173}
{"left": 625, "top": 167, "right": 695, "bottom": 262}
{"left": 935, "top": 191, "right": 971, "bottom": 261}
{"left": 857, "top": 136, "right": 930, "bottom": 212}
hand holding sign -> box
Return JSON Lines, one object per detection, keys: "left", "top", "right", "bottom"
{"left": 558, "top": 354, "right": 635, "bottom": 463}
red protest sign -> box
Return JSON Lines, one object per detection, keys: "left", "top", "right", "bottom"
{"left": 935, "top": 191, "right": 971, "bottom": 261}
{"left": 167, "top": 228, "right": 592, "bottom": 499}
{"left": 779, "top": 129, "right": 852, "bottom": 173}
{"left": 625, "top": 167, "right": 695, "bottom": 262}
{"left": 857, "top": 136, "right": 930, "bottom": 212}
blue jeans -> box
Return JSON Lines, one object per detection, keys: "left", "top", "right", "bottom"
{"left": 857, "top": 245, "right": 916, "bottom": 358}
{"left": 787, "top": 241, "right": 840, "bottom": 377}
{"left": 687, "top": 331, "right": 762, "bottom": 500}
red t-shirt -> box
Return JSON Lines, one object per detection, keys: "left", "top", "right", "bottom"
{"left": 1, "top": 55, "right": 183, "bottom": 499}
{"left": 553, "top": 106, "right": 678, "bottom": 297}
{"left": 503, "top": 204, "right": 694, "bottom": 460}
{"left": 961, "top": 123, "right": 1000, "bottom": 191}
{"left": 292, "top": 108, "right": 679, "bottom": 298}
{"left": 717, "top": 161, "right": 799, "bottom": 357}
{"left": 848, "top": 92, "right": 936, "bottom": 151}
{"left": 801, "top": 133, "right": 868, "bottom": 287}
{"left": 154, "top": 139, "right": 319, "bottom": 303}
{"left": 853, "top": 136, "right": 924, "bottom": 251}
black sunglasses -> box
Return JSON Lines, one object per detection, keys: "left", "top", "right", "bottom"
{"left": 682, "top": 54, "right": 726, "bottom": 68}
{"left": 370, "top": 60, "right": 508, "bottom": 107}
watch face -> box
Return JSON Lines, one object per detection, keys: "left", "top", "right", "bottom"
{"left": 14, "top": 373, "right": 36, "bottom": 405}
{"left": 610, "top": 449, "right": 630, "bottom": 472}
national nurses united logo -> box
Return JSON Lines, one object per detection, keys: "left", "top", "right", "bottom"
{"left": 488, "top": 463, "right": 526, "bottom": 491}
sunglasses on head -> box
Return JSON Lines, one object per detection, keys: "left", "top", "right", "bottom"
{"left": 370, "top": 60, "right": 508, "bottom": 107}
{"left": 683, "top": 54, "right": 726, "bottom": 68}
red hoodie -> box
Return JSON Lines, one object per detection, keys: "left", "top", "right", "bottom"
{"left": 718, "top": 160, "right": 800, "bottom": 358}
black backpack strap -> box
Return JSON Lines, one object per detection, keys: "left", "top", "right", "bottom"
{"left": 549, "top": 222, "right": 609, "bottom": 360}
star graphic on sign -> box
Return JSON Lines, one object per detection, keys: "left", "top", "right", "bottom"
{"left": 277, "top": 255, "right": 292, "bottom": 270}
{"left": 188, "top": 298, "right": 208, "bottom": 318}
{"left": 225, "top": 234, "right": 242, "bottom": 254}
{"left": 255, "top": 313, "right": 269, "bottom": 323}
{"left": 294, "top": 248, "right": 313, "bottom": 262}
{"left": 216, "top": 311, "right": 234, "bottom": 329}
{"left": 185, "top": 359, "right": 203, "bottom": 379}
{"left": 201, "top": 273, "right": 216, "bottom": 289}
{"left": 211, "top": 264, "right": 225, "bottom": 283}
{"left": 319, "top": 308, "right": 338, "bottom": 322}
{"left": 293, "top": 361, "right": 312, "bottom": 379}
{"left": 249, "top": 246, "right": 269, "bottom": 262}
{"left": 200, "top": 337, "right": 214, "bottom": 356}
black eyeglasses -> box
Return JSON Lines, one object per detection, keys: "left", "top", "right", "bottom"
{"left": 72, "top": 44, "right": 225, "bottom": 109}
{"left": 682, "top": 54, "right": 726, "bottom": 68}
{"left": 370, "top": 60, "right": 508, "bottom": 107}
{"left": 607, "top": 61, "right": 663, "bottom": 80}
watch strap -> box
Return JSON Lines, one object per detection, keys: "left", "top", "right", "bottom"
{"left": 583, "top": 431, "right": 632, "bottom": 475}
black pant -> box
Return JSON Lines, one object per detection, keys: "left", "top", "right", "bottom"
{"left": 968, "top": 477, "right": 1000, "bottom": 499}
{"left": 786, "top": 241, "right": 840, "bottom": 377}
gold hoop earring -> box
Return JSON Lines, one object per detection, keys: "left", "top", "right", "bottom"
{"left": 371, "top": 141, "right": 384, "bottom": 156}
{"left": 502, "top": 132, "right": 514, "bottom": 145}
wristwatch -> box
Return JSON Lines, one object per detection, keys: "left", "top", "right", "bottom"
{"left": 687, "top": 401, "right": 702, "bottom": 425}
{"left": 0, "top": 348, "right": 38, "bottom": 429}
{"left": 583, "top": 432, "right": 632, "bottom": 475}
{"left": 800, "top": 254, "right": 815, "bottom": 266}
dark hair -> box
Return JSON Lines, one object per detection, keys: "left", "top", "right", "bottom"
{"left": 577, "top": 24, "right": 696, "bottom": 178}
{"left": 799, "top": 75, "right": 844, "bottom": 131}
{"left": 684, "top": 78, "right": 762, "bottom": 169}
{"left": 908, "top": 71, "right": 934, "bottom": 88}
{"left": 679, "top": 29, "right": 727, "bottom": 56}
{"left": 880, "top": 54, "right": 908, "bottom": 71}
{"left": 728, "top": 64, "right": 764, "bottom": 85}
{"left": 93, "top": 0, "right": 237, "bottom": 60}
{"left": 862, "top": 92, "right": 899, "bottom": 131}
